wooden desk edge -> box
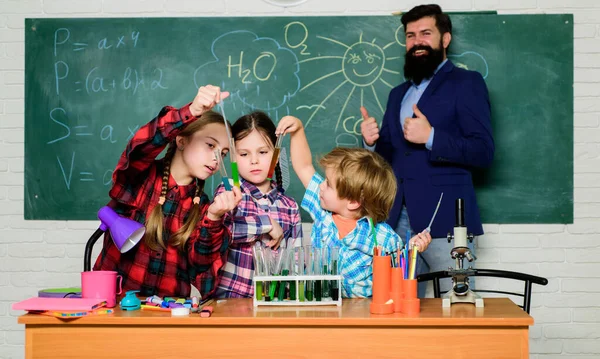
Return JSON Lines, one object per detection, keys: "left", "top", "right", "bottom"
{"left": 17, "top": 298, "right": 533, "bottom": 327}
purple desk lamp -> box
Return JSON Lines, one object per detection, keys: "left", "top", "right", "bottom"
{"left": 83, "top": 206, "right": 145, "bottom": 272}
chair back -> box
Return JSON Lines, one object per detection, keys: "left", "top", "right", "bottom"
{"left": 417, "top": 268, "right": 548, "bottom": 313}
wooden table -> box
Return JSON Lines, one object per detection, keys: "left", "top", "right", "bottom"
{"left": 18, "top": 298, "right": 532, "bottom": 358}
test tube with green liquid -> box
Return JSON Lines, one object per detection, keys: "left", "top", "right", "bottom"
{"left": 305, "top": 245, "right": 314, "bottom": 301}
{"left": 229, "top": 139, "right": 240, "bottom": 188}
{"left": 264, "top": 247, "right": 278, "bottom": 301}
{"left": 330, "top": 246, "right": 340, "bottom": 301}
{"left": 289, "top": 247, "right": 297, "bottom": 300}
{"left": 314, "top": 248, "right": 322, "bottom": 301}
{"left": 252, "top": 243, "right": 264, "bottom": 301}
{"left": 322, "top": 247, "right": 330, "bottom": 299}
{"left": 298, "top": 246, "right": 305, "bottom": 302}
{"left": 219, "top": 101, "right": 240, "bottom": 188}
{"left": 270, "top": 247, "right": 285, "bottom": 301}
{"left": 277, "top": 247, "right": 289, "bottom": 301}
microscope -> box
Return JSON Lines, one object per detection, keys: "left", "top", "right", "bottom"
{"left": 444, "top": 198, "right": 484, "bottom": 308}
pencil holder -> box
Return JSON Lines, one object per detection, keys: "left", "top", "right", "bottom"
{"left": 391, "top": 267, "right": 404, "bottom": 313}
{"left": 370, "top": 255, "right": 393, "bottom": 314}
{"left": 401, "top": 279, "right": 420, "bottom": 315}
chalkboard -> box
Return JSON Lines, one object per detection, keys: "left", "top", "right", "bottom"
{"left": 24, "top": 15, "right": 573, "bottom": 223}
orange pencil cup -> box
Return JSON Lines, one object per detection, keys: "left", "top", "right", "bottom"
{"left": 370, "top": 255, "right": 394, "bottom": 314}
{"left": 391, "top": 267, "right": 404, "bottom": 313}
{"left": 401, "top": 279, "right": 420, "bottom": 315}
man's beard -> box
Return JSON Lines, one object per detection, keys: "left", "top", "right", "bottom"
{"left": 403, "top": 42, "right": 445, "bottom": 85}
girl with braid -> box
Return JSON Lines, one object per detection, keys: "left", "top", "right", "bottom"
{"left": 214, "top": 111, "right": 302, "bottom": 298}
{"left": 93, "top": 85, "right": 242, "bottom": 298}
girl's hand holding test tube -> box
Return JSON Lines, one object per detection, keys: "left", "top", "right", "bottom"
{"left": 267, "top": 134, "right": 285, "bottom": 180}
{"left": 207, "top": 182, "right": 242, "bottom": 221}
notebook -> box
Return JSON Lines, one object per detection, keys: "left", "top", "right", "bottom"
{"left": 12, "top": 297, "right": 107, "bottom": 311}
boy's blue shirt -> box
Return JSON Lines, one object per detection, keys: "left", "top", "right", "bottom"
{"left": 301, "top": 173, "right": 403, "bottom": 298}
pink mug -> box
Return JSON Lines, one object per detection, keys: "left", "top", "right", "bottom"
{"left": 81, "top": 270, "right": 123, "bottom": 308}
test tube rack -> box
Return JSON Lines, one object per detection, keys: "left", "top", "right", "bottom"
{"left": 252, "top": 274, "right": 342, "bottom": 307}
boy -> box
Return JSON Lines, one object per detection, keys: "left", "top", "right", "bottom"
{"left": 276, "top": 116, "right": 432, "bottom": 297}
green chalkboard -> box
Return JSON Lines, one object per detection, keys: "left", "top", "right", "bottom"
{"left": 24, "top": 14, "right": 573, "bottom": 223}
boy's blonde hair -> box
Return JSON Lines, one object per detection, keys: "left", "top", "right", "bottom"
{"left": 319, "top": 147, "right": 397, "bottom": 223}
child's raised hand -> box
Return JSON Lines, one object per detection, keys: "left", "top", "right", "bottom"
{"left": 409, "top": 231, "right": 432, "bottom": 252}
{"left": 275, "top": 116, "right": 303, "bottom": 136}
{"left": 190, "top": 85, "right": 230, "bottom": 118}
{"left": 267, "top": 216, "right": 284, "bottom": 250}
{"left": 207, "top": 185, "right": 242, "bottom": 221}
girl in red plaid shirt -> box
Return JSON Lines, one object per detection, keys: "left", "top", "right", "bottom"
{"left": 94, "top": 85, "right": 242, "bottom": 298}
{"left": 214, "top": 111, "right": 303, "bottom": 298}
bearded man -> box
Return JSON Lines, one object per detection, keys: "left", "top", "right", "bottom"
{"left": 361, "top": 4, "right": 495, "bottom": 297}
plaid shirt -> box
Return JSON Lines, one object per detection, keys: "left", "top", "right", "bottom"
{"left": 214, "top": 179, "right": 302, "bottom": 298}
{"left": 93, "top": 104, "right": 230, "bottom": 299}
{"left": 302, "top": 173, "right": 402, "bottom": 298}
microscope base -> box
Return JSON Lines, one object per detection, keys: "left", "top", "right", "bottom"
{"left": 442, "top": 289, "right": 484, "bottom": 308}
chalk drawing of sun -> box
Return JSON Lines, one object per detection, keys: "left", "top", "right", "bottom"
{"left": 297, "top": 32, "right": 402, "bottom": 132}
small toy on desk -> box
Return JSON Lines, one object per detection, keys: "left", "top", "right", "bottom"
{"left": 141, "top": 304, "right": 170, "bottom": 312}
{"left": 171, "top": 307, "right": 190, "bottom": 316}
{"left": 200, "top": 306, "right": 213, "bottom": 318}
{"left": 120, "top": 291, "right": 141, "bottom": 311}
{"left": 145, "top": 295, "right": 162, "bottom": 305}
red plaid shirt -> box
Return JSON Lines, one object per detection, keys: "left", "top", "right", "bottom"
{"left": 93, "top": 104, "right": 230, "bottom": 298}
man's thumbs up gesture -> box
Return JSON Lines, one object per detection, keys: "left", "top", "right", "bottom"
{"left": 360, "top": 106, "right": 380, "bottom": 146}
{"left": 404, "top": 104, "right": 432, "bottom": 144}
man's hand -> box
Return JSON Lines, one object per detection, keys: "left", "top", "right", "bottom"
{"left": 360, "top": 106, "right": 380, "bottom": 146}
{"left": 403, "top": 104, "right": 432, "bottom": 144}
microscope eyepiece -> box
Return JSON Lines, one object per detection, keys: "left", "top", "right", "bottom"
{"left": 455, "top": 198, "right": 465, "bottom": 227}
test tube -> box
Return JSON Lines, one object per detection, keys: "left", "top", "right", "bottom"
{"left": 218, "top": 101, "right": 239, "bottom": 188}
{"left": 229, "top": 139, "right": 240, "bottom": 188}
{"left": 289, "top": 247, "right": 297, "bottom": 300}
{"left": 252, "top": 242, "right": 265, "bottom": 301}
{"left": 298, "top": 246, "right": 305, "bottom": 302}
{"left": 330, "top": 246, "right": 340, "bottom": 301}
{"left": 314, "top": 247, "right": 322, "bottom": 301}
{"left": 268, "top": 247, "right": 284, "bottom": 301}
{"left": 264, "top": 247, "right": 274, "bottom": 301}
{"left": 277, "top": 247, "right": 289, "bottom": 301}
{"left": 322, "top": 246, "right": 330, "bottom": 299}
{"left": 267, "top": 134, "right": 284, "bottom": 180}
{"left": 304, "top": 245, "right": 314, "bottom": 301}
{"left": 214, "top": 149, "right": 232, "bottom": 191}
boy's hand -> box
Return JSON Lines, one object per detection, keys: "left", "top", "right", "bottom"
{"left": 409, "top": 231, "right": 432, "bottom": 252}
{"left": 275, "top": 116, "right": 303, "bottom": 135}
{"left": 207, "top": 186, "right": 242, "bottom": 221}
{"left": 190, "top": 85, "right": 230, "bottom": 118}
{"left": 267, "top": 217, "right": 284, "bottom": 250}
